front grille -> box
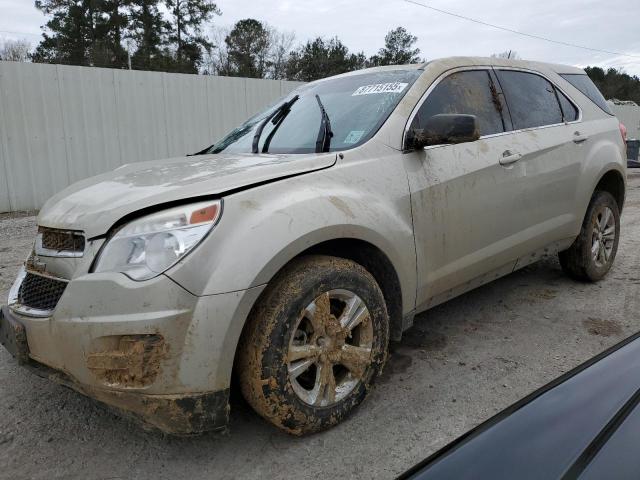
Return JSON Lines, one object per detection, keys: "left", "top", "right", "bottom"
{"left": 38, "top": 227, "right": 85, "bottom": 254}
{"left": 17, "top": 272, "right": 68, "bottom": 312}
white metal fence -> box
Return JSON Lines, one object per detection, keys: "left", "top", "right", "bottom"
{"left": 0, "top": 61, "right": 303, "bottom": 212}
{"left": 609, "top": 102, "right": 640, "bottom": 141}
{"left": 2, "top": 61, "right": 639, "bottom": 213}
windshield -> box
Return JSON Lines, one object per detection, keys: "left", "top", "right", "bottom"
{"left": 210, "top": 69, "right": 422, "bottom": 155}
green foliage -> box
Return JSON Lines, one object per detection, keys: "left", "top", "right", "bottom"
{"left": 369, "top": 27, "right": 421, "bottom": 66}
{"left": 585, "top": 66, "right": 640, "bottom": 104}
{"left": 285, "top": 37, "right": 367, "bottom": 82}
{"left": 33, "top": 0, "right": 130, "bottom": 68}
{"left": 129, "top": 0, "right": 170, "bottom": 71}
{"left": 33, "top": 0, "right": 220, "bottom": 72}
{"left": 164, "top": 0, "right": 220, "bottom": 73}
{"left": 222, "top": 19, "right": 271, "bottom": 78}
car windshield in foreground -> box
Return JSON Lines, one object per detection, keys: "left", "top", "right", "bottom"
{"left": 210, "top": 69, "right": 422, "bottom": 155}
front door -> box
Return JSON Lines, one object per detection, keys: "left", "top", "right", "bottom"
{"left": 404, "top": 68, "right": 527, "bottom": 310}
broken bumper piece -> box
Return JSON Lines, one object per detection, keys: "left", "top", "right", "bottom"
{"left": 29, "top": 358, "right": 230, "bottom": 435}
{"left": 1, "top": 305, "right": 229, "bottom": 435}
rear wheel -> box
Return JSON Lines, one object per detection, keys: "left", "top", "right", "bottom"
{"left": 237, "top": 255, "right": 389, "bottom": 435}
{"left": 559, "top": 191, "right": 620, "bottom": 282}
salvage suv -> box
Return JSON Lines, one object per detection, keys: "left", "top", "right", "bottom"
{"left": 0, "top": 57, "right": 626, "bottom": 436}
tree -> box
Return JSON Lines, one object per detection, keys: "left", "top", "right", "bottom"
{"left": 96, "top": 0, "right": 130, "bottom": 67}
{"left": 268, "top": 28, "right": 295, "bottom": 79}
{"left": 0, "top": 39, "right": 32, "bottom": 62}
{"left": 286, "top": 37, "right": 366, "bottom": 82}
{"left": 222, "top": 19, "right": 271, "bottom": 78}
{"left": 129, "top": 0, "right": 170, "bottom": 70}
{"left": 164, "top": 0, "right": 220, "bottom": 73}
{"left": 207, "top": 20, "right": 294, "bottom": 79}
{"left": 585, "top": 66, "right": 640, "bottom": 104}
{"left": 33, "top": 0, "right": 130, "bottom": 68}
{"left": 369, "top": 27, "right": 421, "bottom": 66}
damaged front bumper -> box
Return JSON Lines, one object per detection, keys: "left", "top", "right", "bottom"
{"left": 1, "top": 269, "right": 265, "bottom": 435}
{"left": 1, "top": 304, "right": 228, "bottom": 435}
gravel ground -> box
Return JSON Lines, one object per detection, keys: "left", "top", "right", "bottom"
{"left": 1, "top": 173, "right": 640, "bottom": 480}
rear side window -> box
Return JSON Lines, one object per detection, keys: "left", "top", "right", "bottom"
{"left": 412, "top": 70, "right": 505, "bottom": 136}
{"left": 557, "top": 90, "right": 579, "bottom": 122}
{"left": 496, "top": 70, "right": 563, "bottom": 129}
{"left": 560, "top": 74, "right": 613, "bottom": 115}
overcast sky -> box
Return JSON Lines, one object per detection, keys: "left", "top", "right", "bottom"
{"left": 1, "top": 0, "right": 639, "bottom": 76}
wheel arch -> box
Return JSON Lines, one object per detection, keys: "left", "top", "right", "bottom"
{"left": 296, "top": 238, "right": 404, "bottom": 341}
{"left": 230, "top": 235, "right": 407, "bottom": 399}
{"left": 594, "top": 169, "right": 625, "bottom": 213}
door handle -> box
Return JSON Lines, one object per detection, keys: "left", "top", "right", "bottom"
{"left": 573, "top": 131, "right": 588, "bottom": 144}
{"left": 499, "top": 150, "right": 522, "bottom": 166}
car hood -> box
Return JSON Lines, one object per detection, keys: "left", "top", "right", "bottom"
{"left": 38, "top": 152, "right": 336, "bottom": 238}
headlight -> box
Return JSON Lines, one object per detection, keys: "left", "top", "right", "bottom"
{"left": 94, "top": 200, "right": 222, "bottom": 280}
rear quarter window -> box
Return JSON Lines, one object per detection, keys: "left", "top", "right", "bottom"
{"left": 560, "top": 74, "right": 613, "bottom": 115}
{"left": 495, "top": 70, "right": 563, "bottom": 130}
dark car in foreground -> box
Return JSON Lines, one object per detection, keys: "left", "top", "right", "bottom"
{"left": 399, "top": 331, "right": 640, "bottom": 480}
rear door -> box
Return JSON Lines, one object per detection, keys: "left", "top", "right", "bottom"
{"left": 493, "top": 69, "right": 583, "bottom": 266}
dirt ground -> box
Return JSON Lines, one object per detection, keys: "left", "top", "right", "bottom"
{"left": 1, "top": 173, "right": 639, "bottom": 480}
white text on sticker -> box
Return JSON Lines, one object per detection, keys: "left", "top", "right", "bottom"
{"left": 352, "top": 82, "right": 408, "bottom": 96}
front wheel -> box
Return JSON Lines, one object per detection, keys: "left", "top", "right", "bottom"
{"left": 237, "top": 255, "right": 389, "bottom": 435}
{"left": 559, "top": 190, "right": 620, "bottom": 282}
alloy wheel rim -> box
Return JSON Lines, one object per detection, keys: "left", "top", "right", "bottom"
{"left": 591, "top": 206, "right": 616, "bottom": 268}
{"left": 287, "top": 289, "right": 373, "bottom": 407}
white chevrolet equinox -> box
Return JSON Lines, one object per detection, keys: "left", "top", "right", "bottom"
{"left": 0, "top": 57, "right": 626, "bottom": 435}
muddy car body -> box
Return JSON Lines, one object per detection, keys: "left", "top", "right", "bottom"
{"left": 1, "top": 57, "right": 626, "bottom": 435}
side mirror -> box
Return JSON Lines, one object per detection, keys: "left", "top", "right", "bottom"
{"left": 411, "top": 114, "right": 480, "bottom": 149}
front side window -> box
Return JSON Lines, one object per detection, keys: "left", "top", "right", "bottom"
{"left": 410, "top": 70, "right": 505, "bottom": 137}
{"left": 210, "top": 69, "right": 422, "bottom": 155}
{"left": 496, "top": 70, "right": 563, "bottom": 129}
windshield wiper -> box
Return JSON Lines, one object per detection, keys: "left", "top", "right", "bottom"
{"left": 252, "top": 95, "right": 299, "bottom": 154}
{"left": 315, "top": 94, "right": 333, "bottom": 153}
{"left": 187, "top": 144, "right": 214, "bottom": 156}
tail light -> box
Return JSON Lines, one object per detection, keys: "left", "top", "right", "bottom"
{"left": 620, "top": 122, "right": 628, "bottom": 143}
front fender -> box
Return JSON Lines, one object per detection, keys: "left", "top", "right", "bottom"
{"left": 166, "top": 157, "right": 416, "bottom": 315}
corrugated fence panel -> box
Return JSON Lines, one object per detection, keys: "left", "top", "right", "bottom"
{"left": 245, "top": 77, "right": 282, "bottom": 118}
{"left": 56, "top": 65, "right": 122, "bottom": 183}
{"left": 0, "top": 72, "right": 11, "bottom": 211}
{"left": 0, "top": 62, "right": 70, "bottom": 211}
{"left": 281, "top": 80, "right": 305, "bottom": 96}
{"left": 610, "top": 104, "right": 640, "bottom": 140}
{"left": 206, "top": 76, "right": 250, "bottom": 144}
{"left": 0, "top": 61, "right": 305, "bottom": 212}
{"left": 113, "top": 69, "right": 171, "bottom": 165}
{"left": 163, "top": 72, "right": 212, "bottom": 156}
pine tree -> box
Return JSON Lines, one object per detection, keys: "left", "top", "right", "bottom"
{"left": 285, "top": 37, "right": 365, "bottom": 82}
{"left": 223, "top": 19, "right": 271, "bottom": 78}
{"left": 164, "top": 0, "right": 220, "bottom": 73}
{"left": 369, "top": 27, "right": 421, "bottom": 66}
{"left": 33, "top": 0, "right": 129, "bottom": 68}
{"left": 129, "top": 0, "right": 169, "bottom": 70}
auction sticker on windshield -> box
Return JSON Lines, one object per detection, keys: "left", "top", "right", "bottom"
{"left": 352, "top": 82, "right": 409, "bottom": 96}
{"left": 344, "top": 130, "right": 365, "bottom": 144}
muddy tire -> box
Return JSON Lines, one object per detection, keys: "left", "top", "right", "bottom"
{"left": 559, "top": 191, "right": 620, "bottom": 282}
{"left": 237, "top": 255, "right": 389, "bottom": 435}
